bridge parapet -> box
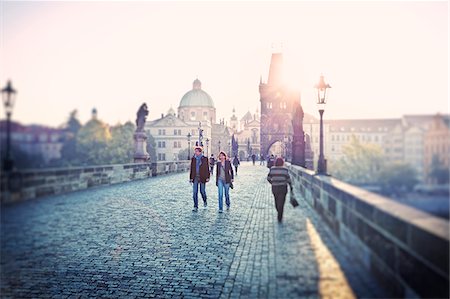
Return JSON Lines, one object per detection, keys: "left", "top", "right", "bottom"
{"left": 288, "top": 164, "right": 449, "bottom": 298}
{"left": 1, "top": 161, "right": 190, "bottom": 204}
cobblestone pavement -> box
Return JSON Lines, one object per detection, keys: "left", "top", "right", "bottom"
{"left": 1, "top": 162, "right": 388, "bottom": 298}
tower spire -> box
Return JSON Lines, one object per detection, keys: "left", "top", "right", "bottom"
{"left": 267, "top": 52, "right": 283, "bottom": 87}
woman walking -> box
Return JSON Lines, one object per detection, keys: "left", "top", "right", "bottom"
{"left": 267, "top": 157, "right": 292, "bottom": 223}
{"left": 216, "top": 151, "right": 234, "bottom": 213}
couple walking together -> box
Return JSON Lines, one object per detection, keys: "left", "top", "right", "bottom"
{"left": 190, "top": 146, "right": 234, "bottom": 213}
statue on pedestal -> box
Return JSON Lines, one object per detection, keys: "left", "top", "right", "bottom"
{"left": 134, "top": 103, "right": 150, "bottom": 163}
{"left": 136, "top": 103, "right": 149, "bottom": 132}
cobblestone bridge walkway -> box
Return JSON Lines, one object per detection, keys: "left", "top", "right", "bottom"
{"left": 1, "top": 162, "right": 388, "bottom": 298}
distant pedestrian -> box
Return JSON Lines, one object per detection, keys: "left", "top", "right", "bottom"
{"left": 216, "top": 151, "right": 234, "bottom": 213}
{"left": 232, "top": 155, "right": 240, "bottom": 175}
{"left": 190, "top": 146, "right": 210, "bottom": 212}
{"left": 209, "top": 154, "right": 216, "bottom": 174}
{"left": 251, "top": 154, "right": 256, "bottom": 165}
{"left": 260, "top": 154, "right": 264, "bottom": 165}
{"left": 267, "top": 154, "right": 275, "bottom": 168}
{"left": 267, "top": 157, "right": 292, "bottom": 223}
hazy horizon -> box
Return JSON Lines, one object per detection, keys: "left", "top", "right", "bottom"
{"left": 1, "top": 1, "right": 448, "bottom": 128}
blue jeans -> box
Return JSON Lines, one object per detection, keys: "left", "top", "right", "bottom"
{"left": 217, "top": 179, "right": 230, "bottom": 211}
{"left": 193, "top": 177, "right": 207, "bottom": 208}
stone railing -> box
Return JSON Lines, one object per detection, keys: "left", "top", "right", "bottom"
{"left": 288, "top": 164, "right": 449, "bottom": 298}
{"left": 1, "top": 161, "right": 190, "bottom": 204}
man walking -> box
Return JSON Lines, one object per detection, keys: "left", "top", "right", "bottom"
{"left": 190, "top": 146, "right": 210, "bottom": 212}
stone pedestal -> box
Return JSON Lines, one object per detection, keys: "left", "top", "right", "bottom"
{"left": 291, "top": 134, "right": 306, "bottom": 167}
{"left": 134, "top": 131, "right": 150, "bottom": 163}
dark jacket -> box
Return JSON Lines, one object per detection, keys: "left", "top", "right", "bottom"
{"left": 216, "top": 160, "right": 234, "bottom": 185}
{"left": 190, "top": 155, "right": 210, "bottom": 183}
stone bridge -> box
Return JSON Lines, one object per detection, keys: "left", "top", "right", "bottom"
{"left": 1, "top": 162, "right": 448, "bottom": 298}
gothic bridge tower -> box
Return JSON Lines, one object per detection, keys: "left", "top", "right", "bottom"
{"left": 259, "top": 52, "right": 305, "bottom": 166}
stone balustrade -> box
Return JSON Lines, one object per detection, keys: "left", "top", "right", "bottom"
{"left": 288, "top": 164, "right": 449, "bottom": 298}
{"left": 0, "top": 161, "right": 190, "bottom": 204}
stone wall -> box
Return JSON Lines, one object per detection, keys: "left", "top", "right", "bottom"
{"left": 1, "top": 161, "right": 190, "bottom": 204}
{"left": 288, "top": 164, "right": 449, "bottom": 298}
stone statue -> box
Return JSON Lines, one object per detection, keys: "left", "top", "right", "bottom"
{"left": 134, "top": 103, "right": 150, "bottom": 163}
{"left": 292, "top": 101, "right": 303, "bottom": 135}
{"left": 136, "top": 103, "right": 149, "bottom": 132}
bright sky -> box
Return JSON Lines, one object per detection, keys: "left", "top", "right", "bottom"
{"left": 0, "top": 1, "right": 448, "bottom": 127}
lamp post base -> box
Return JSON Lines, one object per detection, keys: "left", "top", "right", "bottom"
{"left": 317, "top": 158, "right": 327, "bottom": 175}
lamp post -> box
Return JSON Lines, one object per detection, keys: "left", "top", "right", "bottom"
{"left": 315, "top": 75, "right": 331, "bottom": 174}
{"left": 187, "top": 132, "right": 192, "bottom": 160}
{"left": 283, "top": 136, "right": 288, "bottom": 159}
{"left": 228, "top": 141, "right": 231, "bottom": 158}
{"left": 197, "top": 122, "right": 203, "bottom": 147}
{"left": 2, "top": 80, "right": 17, "bottom": 172}
{"left": 206, "top": 138, "right": 209, "bottom": 157}
{"left": 218, "top": 140, "right": 221, "bottom": 152}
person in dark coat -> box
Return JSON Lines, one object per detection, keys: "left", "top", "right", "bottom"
{"left": 209, "top": 154, "right": 216, "bottom": 174}
{"left": 267, "top": 157, "right": 292, "bottom": 223}
{"left": 232, "top": 155, "right": 240, "bottom": 175}
{"left": 216, "top": 151, "right": 234, "bottom": 212}
{"left": 190, "top": 146, "right": 210, "bottom": 212}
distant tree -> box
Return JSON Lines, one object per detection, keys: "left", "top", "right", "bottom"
{"left": 106, "top": 121, "right": 135, "bottom": 164}
{"left": 238, "top": 150, "right": 246, "bottom": 161}
{"left": 76, "top": 118, "right": 111, "bottom": 165}
{"left": 1, "top": 141, "right": 45, "bottom": 169}
{"left": 331, "top": 136, "right": 384, "bottom": 185}
{"left": 60, "top": 110, "right": 82, "bottom": 166}
{"left": 378, "top": 162, "right": 419, "bottom": 196}
{"left": 145, "top": 131, "right": 157, "bottom": 163}
{"left": 178, "top": 148, "right": 190, "bottom": 161}
{"left": 429, "top": 154, "right": 450, "bottom": 185}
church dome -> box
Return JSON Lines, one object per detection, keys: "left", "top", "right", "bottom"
{"left": 179, "top": 79, "right": 215, "bottom": 108}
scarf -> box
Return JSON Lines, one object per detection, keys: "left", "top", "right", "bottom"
{"left": 195, "top": 154, "right": 203, "bottom": 174}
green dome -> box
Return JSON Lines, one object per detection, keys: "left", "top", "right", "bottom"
{"left": 179, "top": 79, "right": 215, "bottom": 108}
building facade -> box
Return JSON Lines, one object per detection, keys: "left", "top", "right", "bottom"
{"left": 424, "top": 114, "right": 450, "bottom": 185}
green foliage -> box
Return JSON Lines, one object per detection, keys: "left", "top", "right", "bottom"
{"left": 429, "top": 154, "right": 449, "bottom": 185}
{"left": 76, "top": 119, "right": 111, "bottom": 165}
{"left": 106, "top": 121, "right": 135, "bottom": 164}
{"left": 60, "top": 110, "right": 82, "bottom": 165}
{"left": 378, "top": 162, "right": 418, "bottom": 196}
{"left": 178, "top": 148, "right": 190, "bottom": 160}
{"left": 145, "top": 131, "right": 157, "bottom": 162}
{"left": 331, "top": 136, "right": 384, "bottom": 185}
{"left": 1, "top": 142, "right": 46, "bottom": 169}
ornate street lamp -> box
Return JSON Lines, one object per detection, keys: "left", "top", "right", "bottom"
{"left": 2, "top": 80, "right": 17, "bottom": 171}
{"left": 283, "top": 136, "right": 288, "bottom": 159}
{"left": 187, "top": 132, "right": 192, "bottom": 160}
{"left": 315, "top": 75, "right": 331, "bottom": 174}
{"left": 205, "top": 138, "right": 210, "bottom": 157}
{"left": 197, "top": 121, "right": 203, "bottom": 147}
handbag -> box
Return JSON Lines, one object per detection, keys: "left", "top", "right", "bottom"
{"left": 290, "top": 193, "right": 299, "bottom": 207}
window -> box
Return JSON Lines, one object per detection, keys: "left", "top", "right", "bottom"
{"left": 158, "top": 153, "right": 166, "bottom": 161}
{"left": 191, "top": 111, "right": 196, "bottom": 120}
{"left": 203, "top": 111, "right": 208, "bottom": 120}
{"left": 158, "top": 141, "right": 166, "bottom": 148}
{"left": 174, "top": 141, "right": 181, "bottom": 148}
